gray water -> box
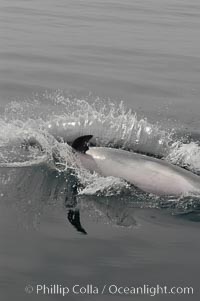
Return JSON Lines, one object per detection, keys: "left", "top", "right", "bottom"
{"left": 0, "top": 0, "right": 200, "bottom": 300}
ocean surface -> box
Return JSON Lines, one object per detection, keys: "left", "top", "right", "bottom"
{"left": 0, "top": 0, "right": 200, "bottom": 300}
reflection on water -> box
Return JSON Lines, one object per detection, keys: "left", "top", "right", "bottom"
{"left": 0, "top": 164, "right": 139, "bottom": 232}
{"left": 0, "top": 163, "right": 200, "bottom": 300}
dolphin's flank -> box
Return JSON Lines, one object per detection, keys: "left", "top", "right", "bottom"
{"left": 72, "top": 135, "right": 200, "bottom": 197}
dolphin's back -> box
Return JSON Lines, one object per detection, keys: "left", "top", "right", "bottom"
{"left": 85, "top": 147, "right": 200, "bottom": 196}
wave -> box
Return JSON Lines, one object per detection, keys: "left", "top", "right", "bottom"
{"left": 0, "top": 91, "right": 200, "bottom": 216}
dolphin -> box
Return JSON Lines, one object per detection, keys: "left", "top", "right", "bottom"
{"left": 72, "top": 135, "right": 200, "bottom": 197}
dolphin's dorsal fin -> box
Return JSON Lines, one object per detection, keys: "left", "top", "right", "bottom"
{"left": 72, "top": 135, "right": 93, "bottom": 153}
